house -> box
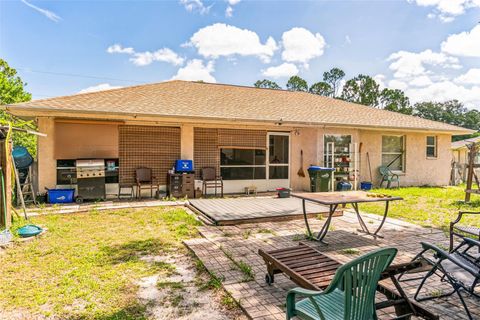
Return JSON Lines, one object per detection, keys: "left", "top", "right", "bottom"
{"left": 451, "top": 136, "right": 480, "bottom": 185}
{"left": 4, "top": 80, "right": 473, "bottom": 196}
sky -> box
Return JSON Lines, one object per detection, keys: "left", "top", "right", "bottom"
{"left": 1, "top": 0, "right": 480, "bottom": 109}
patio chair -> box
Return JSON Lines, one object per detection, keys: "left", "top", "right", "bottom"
{"left": 450, "top": 211, "right": 480, "bottom": 252}
{"left": 201, "top": 167, "right": 223, "bottom": 197}
{"left": 286, "top": 247, "right": 397, "bottom": 320}
{"left": 402, "top": 240, "right": 480, "bottom": 320}
{"left": 379, "top": 166, "right": 400, "bottom": 188}
{"left": 135, "top": 167, "right": 159, "bottom": 199}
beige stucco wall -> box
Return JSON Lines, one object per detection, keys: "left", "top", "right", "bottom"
{"left": 358, "top": 130, "right": 452, "bottom": 186}
{"left": 34, "top": 116, "right": 454, "bottom": 192}
{"left": 37, "top": 117, "right": 56, "bottom": 190}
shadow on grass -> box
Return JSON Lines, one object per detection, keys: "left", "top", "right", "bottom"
{"left": 66, "top": 303, "right": 148, "bottom": 320}
{"left": 99, "top": 238, "right": 169, "bottom": 265}
{"left": 451, "top": 199, "right": 480, "bottom": 208}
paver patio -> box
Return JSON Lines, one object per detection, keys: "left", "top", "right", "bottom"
{"left": 185, "top": 209, "right": 480, "bottom": 319}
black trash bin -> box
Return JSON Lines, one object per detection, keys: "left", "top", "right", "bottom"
{"left": 307, "top": 166, "right": 335, "bottom": 192}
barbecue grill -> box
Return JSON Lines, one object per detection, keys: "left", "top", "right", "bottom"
{"left": 75, "top": 159, "right": 105, "bottom": 203}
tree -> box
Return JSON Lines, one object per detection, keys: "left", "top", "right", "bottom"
{"left": 322, "top": 67, "right": 345, "bottom": 97}
{"left": 379, "top": 88, "right": 412, "bottom": 115}
{"left": 253, "top": 79, "right": 281, "bottom": 90}
{"left": 340, "top": 74, "right": 380, "bottom": 107}
{"left": 286, "top": 76, "right": 308, "bottom": 92}
{"left": 309, "top": 82, "right": 333, "bottom": 97}
{"left": 0, "top": 59, "right": 36, "bottom": 157}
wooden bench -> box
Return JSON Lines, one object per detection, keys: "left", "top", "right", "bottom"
{"left": 258, "top": 243, "right": 438, "bottom": 320}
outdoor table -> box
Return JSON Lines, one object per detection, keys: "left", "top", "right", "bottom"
{"left": 292, "top": 191, "right": 403, "bottom": 242}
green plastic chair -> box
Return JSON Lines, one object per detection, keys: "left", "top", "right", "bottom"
{"left": 286, "top": 247, "right": 397, "bottom": 320}
{"left": 379, "top": 166, "right": 400, "bottom": 188}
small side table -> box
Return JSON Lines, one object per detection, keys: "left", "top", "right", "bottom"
{"left": 244, "top": 186, "right": 257, "bottom": 195}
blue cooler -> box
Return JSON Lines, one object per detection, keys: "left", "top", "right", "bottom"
{"left": 175, "top": 160, "right": 194, "bottom": 173}
{"left": 48, "top": 189, "right": 75, "bottom": 204}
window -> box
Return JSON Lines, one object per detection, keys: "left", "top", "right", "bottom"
{"left": 426, "top": 136, "right": 437, "bottom": 158}
{"left": 220, "top": 148, "right": 266, "bottom": 180}
{"left": 382, "top": 136, "right": 405, "bottom": 172}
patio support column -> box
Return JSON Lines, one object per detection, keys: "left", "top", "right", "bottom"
{"left": 181, "top": 124, "right": 194, "bottom": 160}
{"left": 37, "top": 117, "right": 56, "bottom": 191}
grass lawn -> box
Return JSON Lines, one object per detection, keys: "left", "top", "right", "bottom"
{"left": 360, "top": 185, "right": 480, "bottom": 229}
{"left": 0, "top": 207, "right": 202, "bottom": 319}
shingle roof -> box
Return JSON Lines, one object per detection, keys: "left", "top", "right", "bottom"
{"left": 6, "top": 80, "right": 472, "bottom": 134}
{"left": 452, "top": 136, "right": 480, "bottom": 149}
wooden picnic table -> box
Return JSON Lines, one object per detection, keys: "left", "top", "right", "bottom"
{"left": 292, "top": 191, "right": 403, "bottom": 243}
{"left": 258, "top": 243, "right": 438, "bottom": 319}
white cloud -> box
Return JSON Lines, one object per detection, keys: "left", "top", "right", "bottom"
{"left": 107, "top": 44, "right": 184, "bottom": 66}
{"left": 21, "top": 0, "right": 61, "bottom": 22}
{"left": 388, "top": 79, "right": 409, "bottom": 91}
{"left": 455, "top": 68, "right": 480, "bottom": 85}
{"left": 131, "top": 48, "right": 185, "bottom": 66}
{"left": 410, "top": 75, "right": 433, "bottom": 87}
{"left": 188, "top": 23, "right": 277, "bottom": 63}
{"left": 225, "top": 6, "right": 233, "bottom": 17}
{"left": 171, "top": 59, "right": 216, "bottom": 83}
{"left": 179, "top": 0, "right": 211, "bottom": 14}
{"left": 373, "top": 74, "right": 386, "bottom": 89}
{"left": 262, "top": 63, "right": 299, "bottom": 78}
{"left": 225, "top": 0, "right": 240, "bottom": 17}
{"left": 281, "top": 27, "right": 326, "bottom": 67}
{"left": 441, "top": 25, "right": 480, "bottom": 57}
{"left": 406, "top": 81, "right": 480, "bottom": 108}
{"left": 107, "top": 44, "right": 134, "bottom": 55}
{"left": 408, "top": 0, "right": 480, "bottom": 22}
{"left": 387, "top": 49, "right": 460, "bottom": 78}
{"left": 78, "top": 83, "right": 122, "bottom": 94}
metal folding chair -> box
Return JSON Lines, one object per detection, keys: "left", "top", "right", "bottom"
{"left": 400, "top": 239, "right": 480, "bottom": 320}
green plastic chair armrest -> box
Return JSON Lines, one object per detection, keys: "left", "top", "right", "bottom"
{"left": 287, "top": 287, "right": 323, "bottom": 296}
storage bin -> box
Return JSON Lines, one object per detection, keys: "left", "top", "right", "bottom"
{"left": 48, "top": 189, "right": 74, "bottom": 204}
{"left": 307, "top": 166, "right": 335, "bottom": 192}
{"left": 276, "top": 188, "right": 291, "bottom": 198}
{"left": 360, "top": 181, "right": 373, "bottom": 191}
{"left": 175, "top": 160, "right": 194, "bottom": 173}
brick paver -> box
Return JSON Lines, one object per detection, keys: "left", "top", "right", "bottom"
{"left": 185, "top": 209, "right": 479, "bottom": 319}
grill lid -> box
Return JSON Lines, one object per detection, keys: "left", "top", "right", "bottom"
{"left": 76, "top": 159, "right": 105, "bottom": 168}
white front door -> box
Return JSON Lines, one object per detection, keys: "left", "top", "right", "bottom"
{"left": 267, "top": 132, "right": 290, "bottom": 190}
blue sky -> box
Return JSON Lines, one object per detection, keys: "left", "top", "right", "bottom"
{"left": 1, "top": 0, "right": 479, "bottom": 109}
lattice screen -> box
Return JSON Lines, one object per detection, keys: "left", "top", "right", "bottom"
{"left": 119, "top": 125, "right": 181, "bottom": 184}
{"left": 218, "top": 129, "right": 267, "bottom": 148}
{"left": 193, "top": 128, "right": 267, "bottom": 179}
{"left": 194, "top": 128, "right": 219, "bottom": 179}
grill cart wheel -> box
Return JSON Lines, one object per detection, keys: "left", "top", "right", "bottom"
{"left": 75, "top": 196, "right": 84, "bottom": 204}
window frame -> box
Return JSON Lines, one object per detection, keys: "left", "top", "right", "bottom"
{"left": 426, "top": 136, "right": 437, "bottom": 159}
{"left": 381, "top": 135, "right": 406, "bottom": 173}
{"left": 219, "top": 148, "right": 267, "bottom": 180}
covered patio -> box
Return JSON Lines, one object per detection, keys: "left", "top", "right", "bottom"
{"left": 185, "top": 209, "right": 479, "bottom": 320}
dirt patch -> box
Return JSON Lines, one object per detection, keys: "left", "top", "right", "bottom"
{"left": 137, "top": 253, "right": 247, "bottom": 320}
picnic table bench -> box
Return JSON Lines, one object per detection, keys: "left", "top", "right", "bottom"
{"left": 292, "top": 191, "right": 403, "bottom": 243}
{"left": 258, "top": 243, "right": 438, "bottom": 320}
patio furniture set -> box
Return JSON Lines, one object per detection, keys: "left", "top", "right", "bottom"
{"left": 255, "top": 191, "right": 480, "bottom": 320}
{"left": 118, "top": 166, "right": 224, "bottom": 200}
